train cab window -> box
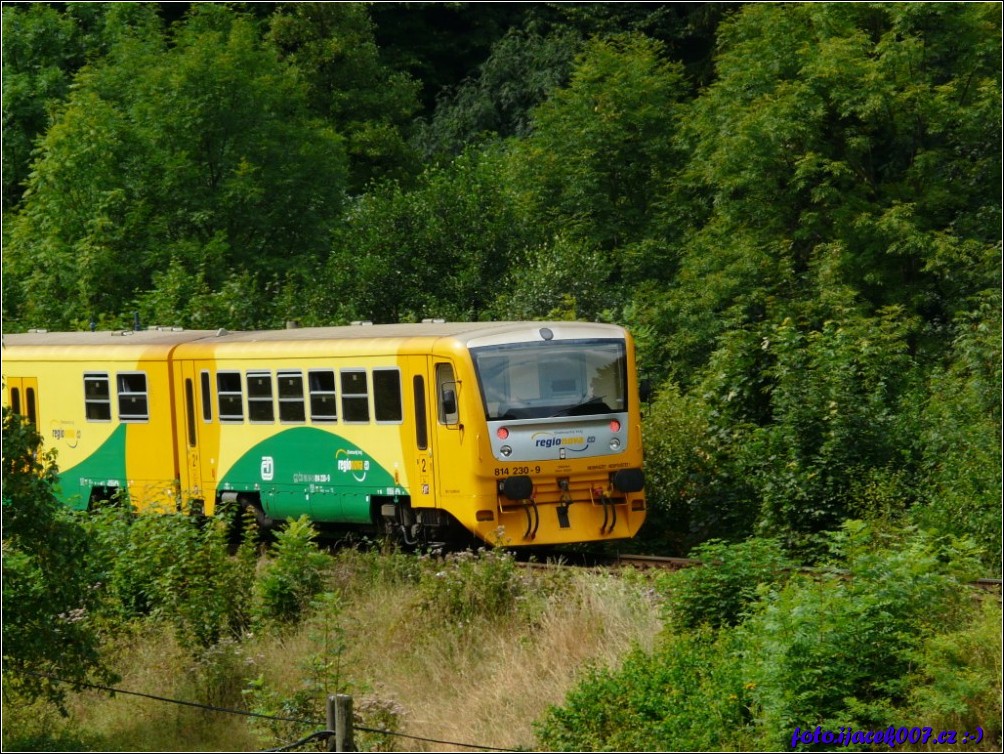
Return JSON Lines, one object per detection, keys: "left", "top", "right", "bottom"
{"left": 247, "top": 372, "right": 274, "bottom": 423}
{"left": 436, "top": 363, "right": 459, "bottom": 425}
{"left": 341, "top": 369, "right": 370, "bottom": 423}
{"left": 373, "top": 369, "right": 403, "bottom": 423}
{"left": 10, "top": 387, "right": 21, "bottom": 416}
{"left": 217, "top": 371, "right": 244, "bottom": 422}
{"left": 200, "top": 371, "right": 213, "bottom": 422}
{"left": 277, "top": 371, "right": 306, "bottom": 423}
{"left": 308, "top": 370, "right": 337, "bottom": 422}
{"left": 117, "top": 373, "right": 149, "bottom": 422}
{"left": 84, "top": 373, "right": 112, "bottom": 421}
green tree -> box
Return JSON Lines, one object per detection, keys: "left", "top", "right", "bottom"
{"left": 494, "top": 32, "right": 691, "bottom": 323}
{"left": 414, "top": 28, "right": 580, "bottom": 161}
{"left": 658, "top": 2, "right": 1000, "bottom": 376}
{"left": 5, "top": 4, "right": 347, "bottom": 331}
{"left": 369, "top": 2, "right": 531, "bottom": 113}
{"left": 914, "top": 293, "right": 1003, "bottom": 570}
{"left": 1, "top": 407, "right": 115, "bottom": 707}
{"left": 267, "top": 2, "right": 422, "bottom": 191}
{"left": 1, "top": 2, "right": 123, "bottom": 210}
{"left": 312, "top": 146, "right": 533, "bottom": 324}
{"left": 634, "top": 2, "right": 1000, "bottom": 550}
{"left": 745, "top": 309, "right": 923, "bottom": 547}
{"left": 510, "top": 33, "right": 688, "bottom": 260}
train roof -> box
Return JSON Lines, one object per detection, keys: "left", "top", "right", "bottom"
{"left": 2, "top": 328, "right": 220, "bottom": 348}
{"left": 3, "top": 321, "right": 627, "bottom": 351}
{"left": 207, "top": 321, "right": 625, "bottom": 346}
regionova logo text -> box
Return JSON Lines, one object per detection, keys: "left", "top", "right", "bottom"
{"left": 335, "top": 448, "right": 370, "bottom": 481}
{"left": 531, "top": 431, "right": 595, "bottom": 451}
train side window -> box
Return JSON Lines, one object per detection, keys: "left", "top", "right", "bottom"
{"left": 308, "top": 370, "right": 336, "bottom": 422}
{"left": 341, "top": 369, "right": 370, "bottom": 423}
{"left": 84, "top": 373, "right": 112, "bottom": 421}
{"left": 217, "top": 371, "right": 244, "bottom": 422}
{"left": 200, "top": 371, "right": 213, "bottom": 422}
{"left": 25, "top": 387, "right": 37, "bottom": 425}
{"left": 117, "top": 373, "right": 149, "bottom": 422}
{"left": 436, "top": 363, "right": 459, "bottom": 425}
{"left": 373, "top": 369, "right": 403, "bottom": 423}
{"left": 277, "top": 371, "right": 306, "bottom": 423}
{"left": 413, "top": 376, "right": 428, "bottom": 450}
{"left": 10, "top": 387, "right": 21, "bottom": 416}
{"left": 247, "top": 371, "right": 274, "bottom": 423}
{"left": 185, "top": 379, "right": 197, "bottom": 447}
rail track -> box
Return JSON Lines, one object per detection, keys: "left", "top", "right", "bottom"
{"left": 519, "top": 550, "right": 1003, "bottom": 593}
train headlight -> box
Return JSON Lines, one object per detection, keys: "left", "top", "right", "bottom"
{"left": 609, "top": 437, "right": 621, "bottom": 450}
{"left": 500, "top": 444, "right": 513, "bottom": 457}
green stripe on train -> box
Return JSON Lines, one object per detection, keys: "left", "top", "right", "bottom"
{"left": 218, "top": 427, "right": 401, "bottom": 524}
{"left": 58, "top": 425, "right": 127, "bottom": 510}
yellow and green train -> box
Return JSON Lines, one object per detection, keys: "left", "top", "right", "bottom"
{"left": 3, "top": 321, "right": 647, "bottom": 548}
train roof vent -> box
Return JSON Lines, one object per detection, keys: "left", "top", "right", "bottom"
{"left": 147, "top": 325, "right": 184, "bottom": 331}
{"left": 422, "top": 318, "right": 446, "bottom": 324}
{"left": 27, "top": 328, "right": 48, "bottom": 333}
{"left": 215, "top": 328, "right": 229, "bottom": 337}
{"left": 111, "top": 330, "right": 134, "bottom": 336}
{"left": 351, "top": 320, "right": 373, "bottom": 326}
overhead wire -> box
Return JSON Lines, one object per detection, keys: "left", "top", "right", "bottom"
{"left": 23, "top": 670, "right": 523, "bottom": 752}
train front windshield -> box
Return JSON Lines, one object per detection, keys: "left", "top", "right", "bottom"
{"left": 471, "top": 339, "right": 627, "bottom": 421}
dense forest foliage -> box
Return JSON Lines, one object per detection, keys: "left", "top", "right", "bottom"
{"left": 2, "top": 4, "right": 1001, "bottom": 749}
{"left": 3, "top": 2, "right": 1000, "bottom": 563}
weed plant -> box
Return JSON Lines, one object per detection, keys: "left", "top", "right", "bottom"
{"left": 536, "top": 521, "right": 1000, "bottom": 752}
{"left": 415, "top": 547, "right": 525, "bottom": 626}
{"left": 256, "top": 515, "right": 331, "bottom": 624}
{"left": 4, "top": 513, "right": 996, "bottom": 752}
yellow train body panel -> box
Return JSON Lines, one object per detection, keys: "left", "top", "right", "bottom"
{"left": 3, "top": 323, "right": 647, "bottom": 547}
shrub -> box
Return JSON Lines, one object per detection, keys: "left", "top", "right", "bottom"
{"left": 415, "top": 548, "right": 524, "bottom": 625}
{"left": 660, "top": 536, "right": 794, "bottom": 631}
{"left": 85, "top": 507, "right": 256, "bottom": 649}
{"left": 256, "top": 516, "right": 330, "bottom": 624}
{"left": 741, "top": 521, "right": 983, "bottom": 748}
{"left": 244, "top": 591, "right": 348, "bottom": 747}
{"left": 902, "top": 598, "right": 1003, "bottom": 749}
{"left": 638, "top": 382, "right": 758, "bottom": 552}
{"left": 537, "top": 521, "right": 987, "bottom": 752}
{"left": 535, "top": 629, "right": 751, "bottom": 751}
{"left": 328, "top": 542, "right": 422, "bottom": 597}
{"left": 1, "top": 408, "right": 115, "bottom": 706}
{"left": 913, "top": 297, "right": 1002, "bottom": 571}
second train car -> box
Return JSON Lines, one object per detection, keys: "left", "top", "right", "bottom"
{"left": 2, "top": 321, "right": 647, "bottom": 547}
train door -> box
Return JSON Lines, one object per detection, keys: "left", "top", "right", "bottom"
{"left": 432, "top": 360, "right": 465, "bottom": 501}
{"left": 177, "top": 361, "right": 204, "bottom": 508}
{"left": 409, "top": 360, "right": 434, "bottom": 506}
{"left": 7, "top": 377, "right": 40, "bottom": 427}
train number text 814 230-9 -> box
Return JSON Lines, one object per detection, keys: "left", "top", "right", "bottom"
{"left": 494, "top": 466, "right": 542, "bottom": 477}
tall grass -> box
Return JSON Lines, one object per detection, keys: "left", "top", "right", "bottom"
{"left": 1, "top": 546, "right": 662, "bottom": 752}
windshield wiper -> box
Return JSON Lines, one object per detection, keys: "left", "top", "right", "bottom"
{"left": 549, "top": 397, "right": 613, "bottom": 418}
